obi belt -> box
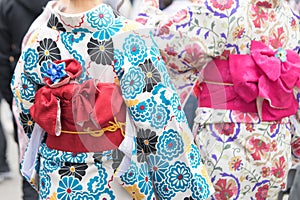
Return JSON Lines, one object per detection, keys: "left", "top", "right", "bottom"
{"left": 194, "top": 40, "right": 300, "bottom": 121}
{"left": 30, "top": 59, "right": 126, "bottom": 153}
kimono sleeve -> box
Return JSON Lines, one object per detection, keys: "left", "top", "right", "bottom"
{"left": 135, "top": 3, "right": 228, "bottom": 105}
{"left": 10, "top": 29, "right": 46, "bottom": 161}
{"left": 113, "top": 29, "right": 214, "bottom": 199}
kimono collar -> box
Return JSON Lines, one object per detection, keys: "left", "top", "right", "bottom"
{"left": 48, "top": 3, "right": 122, "bottom": 33}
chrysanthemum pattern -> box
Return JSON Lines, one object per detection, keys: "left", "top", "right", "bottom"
{"left": 12, "top": 3, "right": 214, "bottom": 200}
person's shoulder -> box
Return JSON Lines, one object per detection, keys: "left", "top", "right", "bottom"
{"left": 0, "top": 0, "right": 14, "bottom": 13}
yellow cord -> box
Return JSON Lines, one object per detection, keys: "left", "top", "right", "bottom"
{"left": 61, "top": 117, "right": 125, "bottom": 137}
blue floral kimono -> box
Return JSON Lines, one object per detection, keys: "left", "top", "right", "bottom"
{"left": 10, "top": 2, "right": 214, "bottom": 200}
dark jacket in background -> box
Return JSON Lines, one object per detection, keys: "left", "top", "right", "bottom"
{"left": 0, "top": 0, "right": 49, "bottom": 105}
{"left": 0, "top": 1, "right": 49, "bottom": 199}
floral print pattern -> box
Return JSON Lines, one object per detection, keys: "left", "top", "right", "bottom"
{"left": 12, "top": 2, "right": 214, "bottom": 200}
{"left": 87, "top": 37, "right": 114, "bottom": 65}
{"left": 120, "top": 67, "right": 145, "bottom": 99}
{"left": 23, "top": 48, "right": 38, "bottom": 71}
{"left": 167, "top": 161, "right": 192, "bottom": 192}
{"left": 47, "top": 14, "right": 66, "bottom": 32}
{"left": 139, "top": 59, "right": 161, "bottom": 92}
{"left": 158, "top": 129, "right": 184, "bottom": 161}
{"left": 136, "top": 128, "right": 158, "bottom": 162}
{"left": 137, "top": 0, "right": 300, "bottom": 199}
{"left": 123, "top": 34, "right": 147, "bottom": 66}
{"left": 19, "top": 73, "right": 35, "bottom": 101}
{"left": 58, "top": 163, "right": 88, "bottom": 181}
{"left": 57, "top": 176, "right": 83, "bottom": 200}
{"left": 37, "top": 38, "right": 61, "bottom": 65}
{"left": 20, "top": 112, "right": 35, "bottom": 134}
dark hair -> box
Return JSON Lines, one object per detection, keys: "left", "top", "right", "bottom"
{"left": 117, "top": 0, "right": 125, "bottom": 12}
{"left": 160, "top": 0, "right": 173, "bottom": 10}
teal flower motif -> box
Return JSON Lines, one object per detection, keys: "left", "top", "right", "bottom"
{"left": 87, "top": 167, "right": 108, "bottom": 195}
{"left": 61, "top": 152, "right": 88, "bottom": 163}
{"left": 123, "top": 34, "right": 147, "bottom": 65}
{"left": 92, "top": 18, "right": 123, "bottom": 40}
{"left": 20, "top": 73, "right": 35, "bottom": 101}
{"left": 40, "top": 143, "right": 59, "bottom": 159}
{"left": 96, "top": 188, "right": 116, "bottom": 200}
{"left": 155, "top": 182, "right": 176, "bottom": 200}
{"left": 137, "top": 163, "right": 153, "bottom": 196}
{"left": 43, "top": 159, "right": 59, "bottom": 173}
{"left": 170, "top": 94, "right": 186, "bottom": 122}
{"left": 147, "top": 155, "right": 169, "bottom": 182}
{"left": 158, "top": 129, "right": 184, "bottom": 161}
{"left": 57, "top": 176, "right": 83, "bottom": 200}
{"left": 149, "top": 104, "right": 170, "bottom": 129}
{"left": 75, "top": 191, "right": 95, "bottom": 200}
{"left": 191, "top": 174, "right": 211, "bottom": 200}
{"left": 189, "top": 144, "right": 201, "bottom": 168}
{"left": 167, "top": 161, "right": 192, "bottom": 192}
{"left": 275, "top": 47, "right": 287, "bottom": 62}
{"left": 45, "top": 61, "right": 67, "bottom": 83}
{"left": 113, "top": 49, "right": 124, "bottom": 77}
{"left": 129, "top": 98, "right": 155, "bottom": 122}
{"left": 28, "top": 72, "right": 42, "bottom": 85}
{"left": 121, "top": 67, "right": 145, "bottom": 99}
{"left": 87, "top": 4, "right": 114, "bottom": 28}
{"left": 23, "top": 48, "right": 38, "bottom": 71}
{"left": 120, "top": 162, "right": 138, "bottom": 185}
{"left": 61, "top": 31, "right": 86, "bottom": 52}
{"left": 150, "top": 46, "right": 166, "bottom": 72}
{"left": 41, "top": 60, "right": 52, "bottom": 78}
{"left": 39, "top": 170, "right": 51, "bottom": 199}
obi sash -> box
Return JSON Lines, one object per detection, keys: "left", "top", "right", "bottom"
{"left": 194, "top": 40, "right": 300, "bottom": 121}
{"left": 30, "top": 59, "right": 126, "bottom": 153}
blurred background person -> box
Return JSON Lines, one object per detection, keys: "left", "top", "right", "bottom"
{"left": 0, "top": 0, "right": 49, "bottom": 199}
{"left": 0, "top": 93, "right": 10, "bottom": 183}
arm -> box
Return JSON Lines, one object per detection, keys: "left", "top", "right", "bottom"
{"left": 114, "top": 28, "right": 214, "bottom": 199}
{"left": 135, "top": 4, "right": 228, "bottom": 105}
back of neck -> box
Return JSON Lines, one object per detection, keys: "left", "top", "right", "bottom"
{"left": 55, "top": 0, "right": 103, "bottom": 14}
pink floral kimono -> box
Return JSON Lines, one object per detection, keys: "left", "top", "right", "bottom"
{"left": 137, "top": 0, "right": 300, "bottom": 199}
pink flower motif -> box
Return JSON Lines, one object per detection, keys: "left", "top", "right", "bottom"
{"left": 135, "top": 17, "right": 148, "bottom": 25}
{"left": 210, "top": 0, "right": 234, "bottom": 11}
{"left": 214, "top": 179, "right": 238, "bottom": 200}
{"left": 171, "top": 9, "right": 188, "bottom": 23}
{"left": 169, "top": 62, "right": 179, "bottom": 70}
{"left": 269, "top": 27, "right": 286, "bottom": 49}
{"left": 251, "top": 4, "right": 269, "bottom": 28}
{"left": 272, "top": 156, "right": 286, "bottom": 179}
{"left": 261, "top": 167, "right": 270, "bottom": 178}
{"left": 249, "top": 137, "right": 270, "bottom": 160}
{"left": 232, "top": 110, "right": 259, "bottom": 123}
{"left": 165, "top": 44, "right": 178, "bottom": 56}
{"left": 246, "top": 123, "right": 255, "bottom": 132}
{"left": 270, "top": 140, "right": 277, "bottom": 152}
{"left": 291, "top": 138, "right": 300, "bottom": 158}
{"left": 183, "top": 43, "right": 205, "bottom": 67}
{"left": 215, "top": 123, "right": 235, "bottom": 136}
{"left": 255, "top": 184, "right": 269, "bottom": 200}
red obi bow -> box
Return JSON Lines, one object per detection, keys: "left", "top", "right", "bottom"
{"left": 229, "top": 41, "right": 300, "bottom": 121}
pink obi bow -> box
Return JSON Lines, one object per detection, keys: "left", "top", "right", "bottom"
{"left": 229, "top": 40, "right": 300, "bottom": 121}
